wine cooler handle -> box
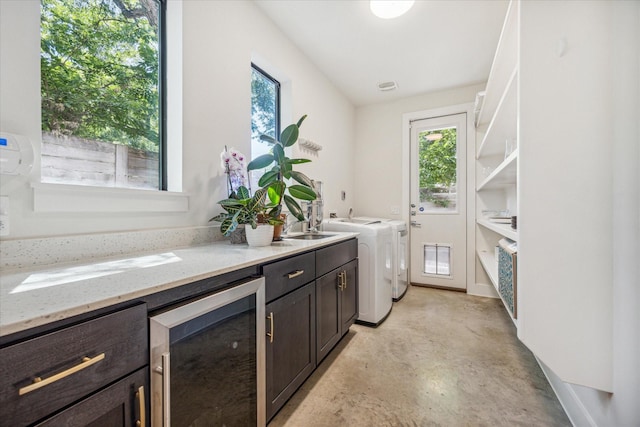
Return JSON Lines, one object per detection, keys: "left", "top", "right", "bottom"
{"left": 162, "top": 352, "right": 170, "bottom": 426}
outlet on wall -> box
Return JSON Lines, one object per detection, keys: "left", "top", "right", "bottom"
{"left": 390, "top": 205, "right": 400, "bottom": 215}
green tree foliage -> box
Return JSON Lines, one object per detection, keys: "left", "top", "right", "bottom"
{"left": 251, "top": 67, "right": 277, "bottom": 141}
{"left": 41, "top": 0, "right": 160, "bottom": 152}
{"left": 419, "top": 128, "right": 457, "bottom": 207}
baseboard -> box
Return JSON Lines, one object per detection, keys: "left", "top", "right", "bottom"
{"left": 535, "top": 356, "right": 597, "bottom": 427}
{"left": 467, "top": 282, "right": 499, "bottom": 298}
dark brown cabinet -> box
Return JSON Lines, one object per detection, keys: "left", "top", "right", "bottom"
{"left": 35, "top": 368, "right": 148, "bottom": 427}
{"left": 262, "top": 237, "right": 358, "bottom": 421}
{"left": 265, "top": 281, "right": 316, "bottom": 421}
{"left": 316, "top": 258, "right": 358, "bottom": 364}
{"left": 0, "top": 304, "right": 148, "bottom": 427}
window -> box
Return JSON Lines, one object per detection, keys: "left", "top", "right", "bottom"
{"left": 250, "top": 64, "right": 280, "bottom": 191}
{"left": 40, "top": 0, "right": 165, "bottom": 190}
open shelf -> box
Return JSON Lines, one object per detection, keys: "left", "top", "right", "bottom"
{"left": 477, "top": 218, "right": 518, "bottom": 241}
{"left": 477, "top": 148, "right": 517, "bottom": 191}
{"left": 478, "top": 250, "right": 518, "bottom": 327}
{"left": 477, "top": 68, "right": 518, "bottom": 159}
{"left": 476, "top": 0, "right": 518, "bottom": 127}
{"left": 478, "top": 250, "right": 498, "bottom": 289}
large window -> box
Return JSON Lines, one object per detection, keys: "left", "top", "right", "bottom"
{"left": 40, "top": 0, "right": 165, "bottom": 190}
{"left": 250, "top": 64, "right": 280, "bottom": 192}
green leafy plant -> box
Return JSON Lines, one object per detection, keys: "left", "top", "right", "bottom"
{"left": 210, "top": 186, "right": 269, "bottom": 236}
{"left": 247, "top": 115, "right": 317, "bottom": 221}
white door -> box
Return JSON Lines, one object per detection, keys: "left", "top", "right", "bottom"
{"left": 409, "top": 113, "right": 467, "bottom": 290}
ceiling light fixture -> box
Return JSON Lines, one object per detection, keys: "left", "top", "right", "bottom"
{"left": 426, "top": 133, "right": 443, "bottom": 141}
{"left": 370, "top": 0, "right": 415, "bottom": 19}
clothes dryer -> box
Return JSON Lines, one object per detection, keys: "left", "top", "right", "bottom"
{"left": 323, "top": 218, "right": 393, "bottom": 326}
{"left": 353, "top": 217, "right": 408, "bottom": 301}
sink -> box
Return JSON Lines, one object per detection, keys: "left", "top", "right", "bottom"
{"left": 284, "top": 233, "right": 336, "bottom": 240}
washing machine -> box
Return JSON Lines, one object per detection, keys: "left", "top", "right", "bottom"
{"left": 323, "top": 218, "right": 393, "bottom": 326}
{"left": 353, "top": 217, "right": 409, "bottom": 301}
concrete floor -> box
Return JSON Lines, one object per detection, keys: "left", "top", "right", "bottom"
{"left": 269, "top": 286, "right": 571, "bottom": 427}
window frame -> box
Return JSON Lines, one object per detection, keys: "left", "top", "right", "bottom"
{"left": 33, "top": 0, "right": 187, "bottom": 214}
{"left": 39, "top": 0, "right": 168, "bottom": 191}
{"left": 251, "top": 63, "right": 281, "bottom": 142}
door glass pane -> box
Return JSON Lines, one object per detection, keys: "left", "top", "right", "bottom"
{"left": 418, "top": 127, "right": 457, "bottom": 213}
{"left": 170, "top": 295, "right": 256, "bottom": 425}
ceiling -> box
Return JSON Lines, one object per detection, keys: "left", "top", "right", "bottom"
{"left": 254, "top": 0, "right": 509, "bottom": 107}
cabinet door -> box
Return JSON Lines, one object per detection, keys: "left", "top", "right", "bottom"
{"left": 340, "top": 259, "right": 358, "bottom": 335}
{"left": 36, "top": 368, "right": 148, "bottom": 427}
{"left": 265, "top": 282, "right": 316, "bottom": 421}
{"left": 316, "top": 270, "right": 341, "bottom": 364}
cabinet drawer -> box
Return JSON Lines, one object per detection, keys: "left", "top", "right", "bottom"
{"left": 262, "top": 252, "right": 315, "bottom": 303}
{"left": 0, "top": 304, "right": 148, "bottom": 426}
{"left": 35, "top": 367, "right": 148, "bottom": 427}
{"left": 316, "top": 238, "right": 358, "bottom": 277}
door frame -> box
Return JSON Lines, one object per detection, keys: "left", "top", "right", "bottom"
{"left": 402, "top": 103, "right": 478, "bottom": 294}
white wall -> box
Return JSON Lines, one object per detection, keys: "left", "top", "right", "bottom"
{"left": 0, "top": 0, "right": 355, "bottom": 239}
{"left": 353, "top": 84, "right": 484, "bottom": 219}
{"left": 518, "top": 1, "right": 639, "bottom": 425}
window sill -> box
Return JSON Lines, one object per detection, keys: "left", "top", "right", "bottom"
{"left": 32, "top": 183, "right": 189, "bottom": 213}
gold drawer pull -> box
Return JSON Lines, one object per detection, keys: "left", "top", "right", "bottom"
{"left": 266, "top": 312, "right": 274, "bottom": 343}
{"left": 287, "top": 270, "right": 304, "bottom": 279}
{"left": 18, "top": 353, "right": 105, "bottom": 396}
{"left": 136, "top": 385, "right": 146, "bottom": 427}
{"left": 337, "top": 271, "right": 345, "bottom": 290}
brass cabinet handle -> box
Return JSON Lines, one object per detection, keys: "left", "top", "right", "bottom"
{"left": 337, "top": 271, "right": 345, "bottom": 290}
{"left": 136, "top": 385, "right": 145, "bottom": 427}
{"left": 18, "top": 353, "right": 105, "bottom": 396}
{"left": 267, "top": 312, "right": 274, "bottom": 343}
{"left": 287, "top": 270, "right": 304, "bottom": 279}
{"left": 342, "top": 270, "right": 347, "bottom": 290}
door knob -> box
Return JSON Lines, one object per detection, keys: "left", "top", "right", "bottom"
{"left": 410, "top": 221, "right": 421, "bottom": 228}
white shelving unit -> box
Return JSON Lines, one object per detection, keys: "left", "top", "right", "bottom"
{"left": 475, "top": 0, "right": 519, "bottom": 325}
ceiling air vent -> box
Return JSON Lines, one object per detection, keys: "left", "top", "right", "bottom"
{"left": 377, "top": 81, "right": 397, "bottom": 91}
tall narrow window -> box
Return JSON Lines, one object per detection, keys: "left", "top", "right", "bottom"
{"left": 250, "top": 64, "right": 280, "bottom": 191}
{"left": 40, "top": 0, "right": 165, "bottom": 190}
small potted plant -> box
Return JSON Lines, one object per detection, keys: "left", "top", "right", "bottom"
{"left": 210, "top": 186, "right": 274, "bottom": 246}
{"left": 248, "top": 115, "right": 317, "bottom": 239}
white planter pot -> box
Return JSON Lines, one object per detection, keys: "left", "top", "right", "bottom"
{"left": 245, "top": 224, "right": 274, "bottom": 247}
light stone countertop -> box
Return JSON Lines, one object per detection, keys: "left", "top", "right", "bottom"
{"left": 0, "top": 232, "right": 358, "bottom": 338}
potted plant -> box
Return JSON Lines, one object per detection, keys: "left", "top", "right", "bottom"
{"left": 247, "top": 115, "right": 317, "bottom": 238}
{"left": 210, "top": 186, "right": 275, "bottom": 246}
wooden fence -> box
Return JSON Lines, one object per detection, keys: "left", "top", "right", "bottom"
{"left": 41, "top": 133, "right": 159, "bottom": 189}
